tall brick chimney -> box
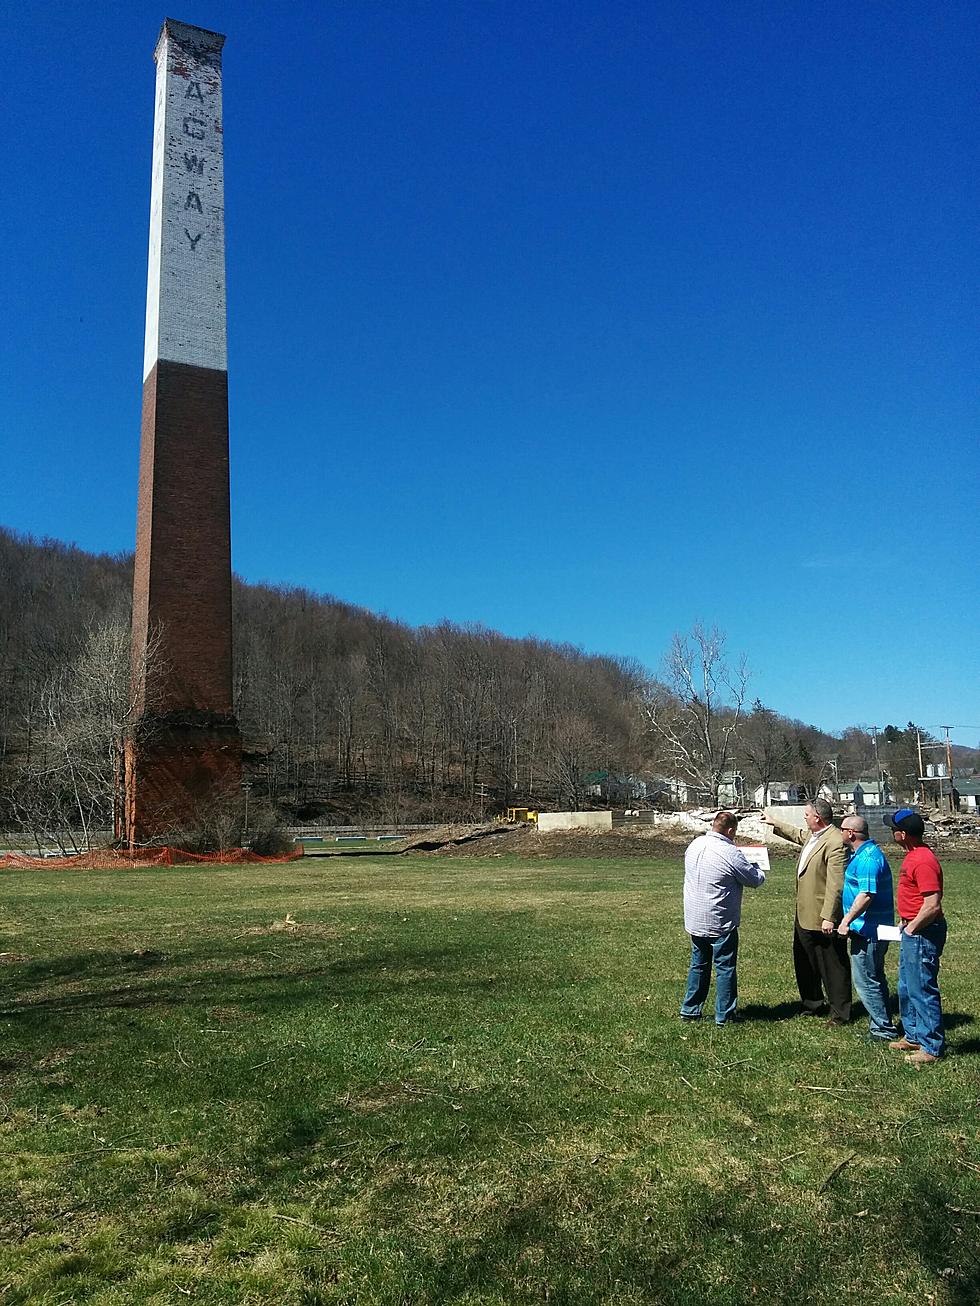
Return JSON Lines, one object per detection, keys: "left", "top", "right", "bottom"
{"left": 125, "top": 19, "right": 241, "bottom": 844}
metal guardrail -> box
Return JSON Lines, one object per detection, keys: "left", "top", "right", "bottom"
{"left": 287, "top": 824, "right": 443, "bottom": 838}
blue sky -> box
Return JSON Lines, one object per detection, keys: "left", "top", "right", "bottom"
{"left": 1, "top": 1, "right": 977, "bottom": 745}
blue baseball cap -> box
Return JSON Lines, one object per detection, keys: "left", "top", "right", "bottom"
{"left": 885, "top": 808, "right": 925, "bottom": 837}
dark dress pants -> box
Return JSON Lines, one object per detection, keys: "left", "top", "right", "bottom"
{"left": 794, "top": 917, "right": 852, "bottom": 1021}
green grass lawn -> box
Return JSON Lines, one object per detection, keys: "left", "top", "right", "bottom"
{"left": 1, "top": 856, "right": 977, "bottom": 1305}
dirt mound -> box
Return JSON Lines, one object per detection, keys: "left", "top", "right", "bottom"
{"left": 397, "top": 822, "right": 509, "bottom": 852}
{"left": 415, "top": 822, "right": 696, "bottom": 859}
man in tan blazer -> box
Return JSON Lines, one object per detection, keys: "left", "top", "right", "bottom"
{"left": 762, "top": 798, "right": 851, "bottom": 1023}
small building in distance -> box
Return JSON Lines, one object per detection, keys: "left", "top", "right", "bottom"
{"left": 641, "top": 772, "right": 745, "bottom": 809}
{"left": 819, "top": 776, "right": 892, "bottom": 809}
{"left": 752, "top": 780, "right": 804, "bottom": 807}
{"left": 716, "top": 770, "right": 746, "bottom": 807}
{"left": 583, "top": 771, "right": 651, "bottom": 804}
{"left": 952, "top": 778, "right": 980, "bottom": 813}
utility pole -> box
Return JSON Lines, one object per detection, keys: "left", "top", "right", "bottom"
{"left": 916, "top": 728, "right": 952, "bottom": 814}
{"left": 870, "top": 725, "right": 882, "bottom": 793}
{"left": 941, "top": 726, "right": 956, "bottom": 815}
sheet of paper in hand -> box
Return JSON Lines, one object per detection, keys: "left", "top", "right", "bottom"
{"left": 740, "top": 845, "right": 770, "bottom": 870}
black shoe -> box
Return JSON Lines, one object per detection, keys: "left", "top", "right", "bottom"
{"left": 680, "top": 1014, "right": 700, "bottom": 1023}
{"left": 826, "top": 1016, "right": 850, "bottom": 1027}
{"left": 798, "top": 1007, "right": 828, "bottom": 1018}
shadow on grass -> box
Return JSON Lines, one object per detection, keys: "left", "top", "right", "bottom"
{"left": 376, "top": 1180, "right": 918, "bottom": 1306}
{"left": 0, "top": 941, "right": 524, "bottom": 1024}
{"left": 737, "top": 1001, "right": 801, "bottom": 1022}
{"left": 736, "top": 1004, "right": 975, "bottom": 1034}
{"left": 356, "top": 1161, "right": 980, "bottom": 1306}
{"left": 943, "top": 1011, "right": 974, "bottom": 1030}
{"left": 900, "top": 1173, "right": 980, "bottom": 1306}
{"left": 7, "top": 950, "right": 169, "bottom": 985}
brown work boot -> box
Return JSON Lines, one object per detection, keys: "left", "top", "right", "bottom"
{"left": 905, "top": 1050, "right": 941, "bottom": 1068}
{"left": 888, "top": 1038, "right": 920, "bottom": 1052}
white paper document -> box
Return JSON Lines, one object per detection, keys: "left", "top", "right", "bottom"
{"left": 877, "top": 924, "right": 903, "bottom": 941}
{"left": 741, "top": 845, "right": 770, "bottom": 871}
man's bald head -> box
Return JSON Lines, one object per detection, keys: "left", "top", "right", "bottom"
{"left": 712, "top": 811, "right": 738, "bottom": 838}
{"left": 841, "top": 815, "right": 869, "bottom": 839}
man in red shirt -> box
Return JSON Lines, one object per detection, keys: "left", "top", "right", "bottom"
{"left": 887, "top": 809, "right": 947, "bottom": 1067}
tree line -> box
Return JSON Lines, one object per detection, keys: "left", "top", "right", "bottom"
{"left": 0, "top": 526, "right": 963, "bottom": 845}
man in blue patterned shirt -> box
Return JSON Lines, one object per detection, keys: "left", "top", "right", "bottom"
{"left": 837, "top": 815, "right": 898, "bottom": 1041}
{"left": 680, "top": 811, "right": 767, "bottom": 1026}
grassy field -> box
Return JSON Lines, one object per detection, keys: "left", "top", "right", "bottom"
{"left": 0, "top": 854, "right": 977, "bottom": 1305}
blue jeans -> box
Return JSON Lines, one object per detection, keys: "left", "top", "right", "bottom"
{"left": 681, "top": 930, "right": 738, "bottom": 1024}
{"left": 849, "top": 935, "right": 897, "bottom": 1039}
{"left": 898, "top": 919, "right": 947, "bottom": 1057}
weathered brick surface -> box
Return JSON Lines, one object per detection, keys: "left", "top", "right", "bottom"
{"left": 124, "top": 723, "right": 242, "bottom": 844}
{"left": 128, "top": 360, "right": 242, "bottom": 843}
{"left": 131, "top": 359, "right": 234, "bottom": 716}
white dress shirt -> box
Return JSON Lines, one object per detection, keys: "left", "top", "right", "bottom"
{"left": 683, "top": 830, "right": 766, "bottom": 937}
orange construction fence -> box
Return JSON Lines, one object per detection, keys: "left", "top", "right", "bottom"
{"left": 0, "top": 845, "right": 305, "bottom": 871}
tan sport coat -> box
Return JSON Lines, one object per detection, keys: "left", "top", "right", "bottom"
{"left": 770, "top": 818, "right": 846, "bottom": 931}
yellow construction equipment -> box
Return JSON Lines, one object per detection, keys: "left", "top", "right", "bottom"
{"left": 506, "top": 807, "right": 538, "bottom": 824}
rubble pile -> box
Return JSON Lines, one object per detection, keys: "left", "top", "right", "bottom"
{"left": 633, "top": 809, "right": 797, "bottom": 846}
{"left": 920, "top": 810, "right": 980, "bottom": 853}
{"left": 400, "top": 808, "right": 980, "bottom": 861}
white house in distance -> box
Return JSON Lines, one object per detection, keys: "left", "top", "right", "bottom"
{"left": 752, "top": 777, "right": 893, "bottom": 809}
{"left": 752, "top": 780, "right": 804, "bottom": 806}
{"left": 819, "top": 776, "right": 892, "bottom": 808}
{"left": 650, "top": 771, "right": 746, "bottom": 807}
{"left": 648, "top": 776, "right": 704, "bottom": 806}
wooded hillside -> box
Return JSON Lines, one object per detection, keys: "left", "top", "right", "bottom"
{"left": 1, "top": 525, "right": 967, "bottom": 839}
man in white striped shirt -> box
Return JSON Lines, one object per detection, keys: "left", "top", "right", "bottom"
{"left": 680, "top": 811, "right": 767, "bottom": 1025}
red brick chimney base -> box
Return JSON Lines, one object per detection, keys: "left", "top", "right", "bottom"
{"left": 125, "top": 714, "right": 242, "bottom": 847}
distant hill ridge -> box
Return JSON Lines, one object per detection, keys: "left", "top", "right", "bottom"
{"left": 1, "top": 525, "right": 975, "bottom": 827}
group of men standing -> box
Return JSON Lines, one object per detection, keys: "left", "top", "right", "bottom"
{"left": 680, "top": 801, "right": 947, "bottom": 1067}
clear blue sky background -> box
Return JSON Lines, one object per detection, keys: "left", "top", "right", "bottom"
{"left": 2, "top": 1, "right": 977, "bottom": 745}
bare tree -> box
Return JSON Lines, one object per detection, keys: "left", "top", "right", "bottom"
{"left": 153, "top": 775, "right": 244, "bottom": 854}
{"left": 786, "top": 723, "right": 826, "bottom": 800}
{"left": 4, "top": 615, "right": 164, "bottom": 849}
{"left": 837, "top": 726, "right": 876, "bottom": 781}
{"left": 543, "top": 711, "right": 607, "bottom": 810}
{"left": 738, "top": 699, "right": 792, "bottom": 807}
{"left": 642, "top": 623, "right": 749, "bottom": 807}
